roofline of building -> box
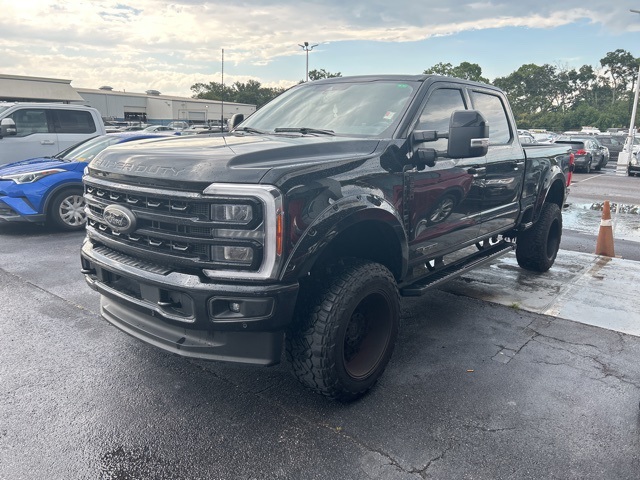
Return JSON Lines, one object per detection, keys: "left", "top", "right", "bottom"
{"left": 0, "top": 73, "right": 73, "bottom": 84}
{"left": 75, "top": 87, "right": 255, "bottom": 107}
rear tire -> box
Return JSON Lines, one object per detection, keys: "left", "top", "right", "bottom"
{"left": 48, "top": 188, "right": 86, "bottom": 231}
{"left": 286, "top": 258, "right": 400, "bottom": 401}
{"left": 516, "top": 203, "right": 562, "bottom": 272}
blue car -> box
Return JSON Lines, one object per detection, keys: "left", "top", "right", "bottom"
{"left": 0, "top": 133, "right": 169, "bottom": 231}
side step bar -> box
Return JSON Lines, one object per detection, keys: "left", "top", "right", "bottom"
{"left": 400, "top": 242, "right": 514, "bottom": 297}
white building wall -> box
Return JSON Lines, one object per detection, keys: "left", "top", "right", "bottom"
{"left": 76, "top": 88, "right": 256, "bottom": 125}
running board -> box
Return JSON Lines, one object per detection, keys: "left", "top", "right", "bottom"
{"left": 400, "top": 242, "right": 514, "bottom": 297}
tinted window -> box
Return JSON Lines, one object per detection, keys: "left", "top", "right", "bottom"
{"left": 54, "top": 110, "right": 96, "bottom": 134}
{"left": 9, "top": 109, "right": 51, "bottom": 137}
{"left": 416, "top": 88, "right": 466, "bottom": 150}
{"left": 240, "top": 80, "right": 417, "bottom": 137}
{"left": 417, "top": 88, "right": 466, "bottom": 130}
{"left": 470, "top": 91, "right": 511, "bottom": 144}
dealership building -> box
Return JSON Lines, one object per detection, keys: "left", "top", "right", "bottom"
{"left": 0, "top": 74, "right": 256, "bottom": 126}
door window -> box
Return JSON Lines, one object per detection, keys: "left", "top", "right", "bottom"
{"left": 416, "top": 88, "right": 466, "bottom": 150}
{"left": 469, "top": 91, "right": 511, "bottom": 144}
{"left": 9, "top": 109, "right": 51, "bottom": 137}
{"left": 53, "top": 110, "right": 97, "bottom": 134}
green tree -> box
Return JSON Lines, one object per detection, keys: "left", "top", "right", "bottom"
{"left": 600, "top": 49, "right": 638, "bottom": 103}
{"left": 308, "top": 69, "right": 342, "bottom": 81}
{"left": 190, "top": 82, "right": 234, "bottom": 101}
{"left": 191, "top": 80, "right": 286, "bottom": 108}
{"left": 423, "top": 61, "right": 489, "bottom": 83}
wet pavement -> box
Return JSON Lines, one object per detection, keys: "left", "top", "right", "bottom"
{"left": 563, "top": 202, "right": 640, "bottom": 242}
{"left": 442, "top": 249, "right": 640, "bottom": 337}
{"left": 1, "top": 226, "right": 640, "bottom": 479}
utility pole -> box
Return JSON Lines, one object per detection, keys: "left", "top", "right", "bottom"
{"left": 621, "top": 9, "right": 640, "bottom": 176}
{"left": 298, "top": 41, "right": 318, "bottom": 82}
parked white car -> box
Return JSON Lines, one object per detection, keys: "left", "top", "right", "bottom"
{"left": 0, "top": 103, "right": 105, "bottom": 165}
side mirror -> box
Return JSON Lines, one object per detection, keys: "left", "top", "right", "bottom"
{"left": 0, "top": 118, "right": 17, "bottom": 139}
{"left": 447, "top": 110, "right": 489, "bottom": 159}
{"left": 229, "top": 114, "right": 244, "bottom": 130}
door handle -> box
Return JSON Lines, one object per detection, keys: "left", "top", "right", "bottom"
{"left": 467, "top": 166, "right": 486, "bottom": 175}
{"left": 40, "top": 140, "right": 55, "bottom": 145}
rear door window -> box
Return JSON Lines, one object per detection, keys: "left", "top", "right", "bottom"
{"left": 53, "top": 109, "right": 97, "bottom": 134}
{"left": 469, "top": 91, "right": 511, "bottom": 145}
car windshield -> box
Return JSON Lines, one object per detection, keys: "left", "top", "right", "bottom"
{"left": 0, "top": 105, "right": 11, "bottom": 116}
{"left": 56, "top": 135, "right": 122, "bottom": 162}
{"left": 238, "top": 80, "right": 418, "bottom": 137}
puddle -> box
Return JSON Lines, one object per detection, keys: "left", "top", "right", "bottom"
{"left": 563, "top": 203, "right": 640, "bottom": 241}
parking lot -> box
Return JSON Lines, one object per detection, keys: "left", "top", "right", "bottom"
{"left": 1, "top": 222, "right": 639, "bottom": 480}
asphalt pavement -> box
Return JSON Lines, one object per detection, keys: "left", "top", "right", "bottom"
{"left": 1, "top": 225, "right": 639, "bottom": 479}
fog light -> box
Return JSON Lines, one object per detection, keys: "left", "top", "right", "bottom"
{"left": 229, "top": 302, "right": 241, "bottom": 313}
{"left": 211, "top": 245, "right": 254, "bottom": 265}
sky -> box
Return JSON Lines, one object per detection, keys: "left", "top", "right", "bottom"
{"left": 2, "top": 1, "right": 640, "bottom": 98}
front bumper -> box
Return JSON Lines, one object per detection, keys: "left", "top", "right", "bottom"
{"left": 81, "top": 240, "right": 299, "bottom": 365}
{"left": 0, "top": 196, "right": 45, "bottom": 223}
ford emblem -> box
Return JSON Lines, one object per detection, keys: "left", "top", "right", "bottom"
{"left": 103, "top": 204, "right": 137, "bottom": 234}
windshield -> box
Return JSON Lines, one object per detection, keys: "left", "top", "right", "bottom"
{"left": 0, "top": 105, "right": 11, "bottom": 116}
{"left": 239, "top": 80, "right": 418, "bottom": 137}
{"left": 57, "top": 135, "right": 122, "bottom": 162}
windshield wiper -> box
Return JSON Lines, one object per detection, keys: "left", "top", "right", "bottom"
{"left": 274, "top": 127, "right": 335, "bottom": 136}
{"left": 234, "top": 126, "right": 270, "bottom": 135}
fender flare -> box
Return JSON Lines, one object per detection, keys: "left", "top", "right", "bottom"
{"left": 281, "top": 194, "right": 409, "bottom": 281}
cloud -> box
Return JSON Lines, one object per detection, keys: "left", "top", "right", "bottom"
{"left": 0, "top": 0, "right": 638, "bottom": 96}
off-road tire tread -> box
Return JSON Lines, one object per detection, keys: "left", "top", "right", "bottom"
{"left": 285, "top": 258, "right": 399, "bottom": 402}
{"left": 516, "top": 202, "right": 562, "bottom": 272}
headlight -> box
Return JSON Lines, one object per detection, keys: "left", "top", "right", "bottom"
{"left": 631, "top": 157, "right": 639, "bottom": 166}
{"left": 0, "top": 168, "right": 65, "bottom": 184}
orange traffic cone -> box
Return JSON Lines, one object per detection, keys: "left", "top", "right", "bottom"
{"left": 595, "top": 200, "right": 615, "bottom": 257}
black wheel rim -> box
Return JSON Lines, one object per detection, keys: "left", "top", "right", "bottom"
{"left": 343, "top": 292, "right": 392, "bottom": 379}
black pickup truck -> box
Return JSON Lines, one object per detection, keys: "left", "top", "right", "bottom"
{"left": 80, "top": 75, "right": 572, "bottom": 401}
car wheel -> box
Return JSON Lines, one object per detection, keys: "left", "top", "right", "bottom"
{"left": 48, "top": 188, "right": 86, "bottom": 231}
{"left": 286, "top": 258, "right": 400, "bottom": 401}
{"left": 516, "top": 203, "right": 562, "bottom": 272}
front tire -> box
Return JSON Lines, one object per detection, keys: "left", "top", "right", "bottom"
{"left": 516, "top": 203, "right": 562, "bottom": 272}
{"left": 48, "top": 188, "right": 86, "bottom": 231}
{"left": 286, "top": 259, "right": 400, "bottom": 401}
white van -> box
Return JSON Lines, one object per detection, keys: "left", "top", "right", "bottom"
{"left": 0, "top": 103, "right": 106, "bottom": 165}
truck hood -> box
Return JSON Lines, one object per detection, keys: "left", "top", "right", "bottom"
{"left": 87, "top": 134, "right": 381, "bottom": 188}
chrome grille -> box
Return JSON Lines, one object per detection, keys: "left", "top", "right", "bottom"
{"left": 84, "top": 179, "right": 264, "bottom": 271}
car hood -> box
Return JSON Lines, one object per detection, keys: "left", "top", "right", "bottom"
{"left": 0, "top": 157, "right": 80, "bottom": 175}
{"left": 87, "top": 134, "right": 382, "bottom": 188}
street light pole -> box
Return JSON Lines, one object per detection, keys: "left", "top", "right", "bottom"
{"left": 298, "top": 41, "right": 318, "bottom": 82}
{"left": 620, "top": 9, "right": 640, "bottom": 176}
